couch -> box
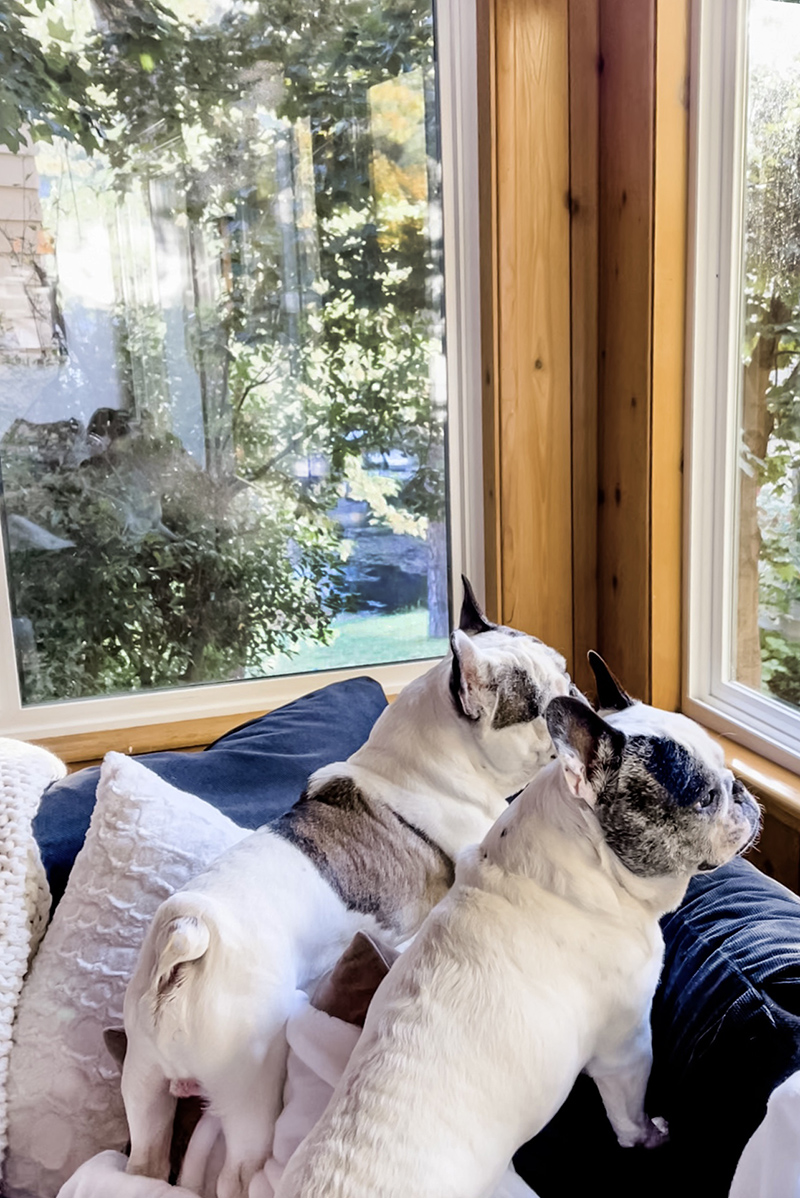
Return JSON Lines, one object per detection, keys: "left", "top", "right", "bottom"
{"left": 1, "top": 676, "right": 799, "bottom": 1198}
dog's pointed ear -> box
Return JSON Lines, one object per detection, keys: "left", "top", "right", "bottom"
{"left": 546, "top": 696, "right": 625, "bottom": 805}
{"left": 459, "top": 575, "right": 496, "bottom": 636}
{"left": 450, "top": 628, "right": 486, "bottom": 720}
{"left": 587, "top": 651, "right": 635, "bottom": 712}
{"left": 103, "top": 1026, "right": 127, "bottom": 1070}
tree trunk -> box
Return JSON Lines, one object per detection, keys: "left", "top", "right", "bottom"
{"left": 736, "top": 298, "right": 785, "bottom": 688}
{"left": 426, "top": 519, "right": 448, "bottom": 638}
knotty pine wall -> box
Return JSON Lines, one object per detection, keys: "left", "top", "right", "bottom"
{"left": 478, "top": 0, "right": 687, "bottom": 707}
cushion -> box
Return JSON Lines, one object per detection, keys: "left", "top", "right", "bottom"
{"left": 4, "top": 754, "right": 249, "bottom": 1198}
{"left": 310, "top": 931, "right": 400, "bottom": 1027}
{"left": 513, "top": 858, "right": 800, "bottom": 1198}
{"left": 650, "top": 857, "right": 800, "bottom": 1194}
{"left": 34, "top": 676, "right": 388, "bottom": 907}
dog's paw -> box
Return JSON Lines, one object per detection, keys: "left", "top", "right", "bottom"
{"left": 218, "top": 1161, "right": 262, "bottom": 1198}
{"left": 642, "top": 1115, "right": 669, "bottom": 1148}
{"left": 617, "top": 1115, "right": 669, "bottom": 1150}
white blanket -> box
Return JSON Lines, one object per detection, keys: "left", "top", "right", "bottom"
{"left": 57, "top": 992, "right": 538, "bottom": 1198}
{"left": 729, "top": 1069, "right": 800, "bottom": 1198}
{"left": 0, "top": 738, "right": 65, "bottom": 1169}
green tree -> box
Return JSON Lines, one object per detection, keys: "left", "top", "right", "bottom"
{"left": 738, "top": 52, "right": 800, "bottom": 701}
{"left": 0, "top": 0, "right": 448, "bottom": 700}
{"left": 0, "top": 0, "right": 97, "bottom": 152}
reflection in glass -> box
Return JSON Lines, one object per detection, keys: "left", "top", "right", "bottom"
{"left": 0, "top": 0, "right": 449, "bottom": 704}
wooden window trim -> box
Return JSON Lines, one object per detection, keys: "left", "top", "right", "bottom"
{"left": 35, "top": 711, "right": 287, "bottom": 767}
{"left": 478, "top": 0, "right": 687, "bottom": 705}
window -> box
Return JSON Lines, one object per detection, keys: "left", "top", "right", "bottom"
{"left": 687, "top": 0, "right": 800, "bottom": 769}
{"left": 0, "top": 0, "right": 482, "bottom": 740}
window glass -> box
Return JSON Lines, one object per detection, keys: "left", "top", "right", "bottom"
{"left": 735, "top": 0, "right": 800, "bottom": 710}
{"left": 0, "top": 0, "right": 449, "bottom": 705}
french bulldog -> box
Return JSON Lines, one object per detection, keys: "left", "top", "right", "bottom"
{"left": 121, "top": 579, "right": 573, "bottom": 1198}
{"left": 276, "top": 657, "right": 761, "bottom": 1198}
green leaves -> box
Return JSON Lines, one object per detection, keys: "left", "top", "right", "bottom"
{"left": 5, "top": 427, "right": 346, "bottom": 700}
{"left": 0, "top": 1, "right": 100, "bottom": 154}
{"left": 2, "top": 0, "right": 445, "bottom": 695}
{"left": 46, "top": 16, "right": 71, "bottom": 43}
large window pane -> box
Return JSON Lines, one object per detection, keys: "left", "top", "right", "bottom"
{"left": 0, "top": 0, "right": 450, "bottom": 704}
{"left": 735, "top": 0, "right": 800, "bottom": 710}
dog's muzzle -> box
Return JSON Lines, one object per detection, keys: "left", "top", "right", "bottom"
{"left": 733, "top": 779, "right": 762, "bottom": 856}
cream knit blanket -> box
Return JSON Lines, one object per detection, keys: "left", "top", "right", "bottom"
{"left": 0, "top": 738, "right": 66, "bottom": 1169}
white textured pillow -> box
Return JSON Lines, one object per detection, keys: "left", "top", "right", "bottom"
{"left": 3, "top": 752, "right": 248, "bottom": 1198}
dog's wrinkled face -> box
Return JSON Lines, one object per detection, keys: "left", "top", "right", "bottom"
{"left": 546, "top": 658, "right": 761, "bottom": 879}
{"left": 449, "top": 578, "right": 574, "bottom": 784}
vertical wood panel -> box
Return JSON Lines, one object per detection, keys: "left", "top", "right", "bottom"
{"left": 650, "top": 0, "right": 689, "bottom": 710}
{"left": 597, "top": 0, "right": 656, "bottom": 699}
{"left": 568, "top": 0, "right": 600, "bottom": 696}
{"left": 480, "top": 0, "right": 685, "bottom": 699}
{"left": 495, "top": 0, "right": 574, "bottom": 659}
{"left": 746, "top": 810, "right": 800, "bottom": 894}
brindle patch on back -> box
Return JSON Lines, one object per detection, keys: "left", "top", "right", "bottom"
{"left": 272, "top": 778, "right": 455, "bottom": 936}
{"left": 491, "top": 665, "right": 541, "bottom": 731}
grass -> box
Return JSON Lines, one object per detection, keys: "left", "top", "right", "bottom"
{"left": 261, "top": 607, "right": 449, "bottom": 677}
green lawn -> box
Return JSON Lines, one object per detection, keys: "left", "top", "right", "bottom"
{"left": 261, "top": 608, "right": 449, "bottom": 677}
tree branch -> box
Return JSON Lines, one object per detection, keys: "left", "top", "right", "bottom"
{"left": 248, "top": 415, "right": 329, "bottom": 482}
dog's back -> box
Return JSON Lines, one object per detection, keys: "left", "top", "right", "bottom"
{"left": 271, "top": 774, "right": 455, "bottom": 939}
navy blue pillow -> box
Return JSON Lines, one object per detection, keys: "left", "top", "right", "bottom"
{"left": 514, "top": 858, "right": 800, "bottom": 1198}
{"left": 35, "top": 676, "right": 387, "bottom": 909}
{"left": 648, "top": 857, "right": 800, "bottom": 1195}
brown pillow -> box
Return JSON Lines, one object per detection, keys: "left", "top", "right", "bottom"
{"left": 310, "top": 931, "right": 399, "bottom": 1027}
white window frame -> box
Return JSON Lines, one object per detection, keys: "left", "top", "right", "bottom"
{"left": 0, "top": 0, "right": 484, "bottom": 742}
{"left": 685, "top": 0, "right": 800, "bottom": 772}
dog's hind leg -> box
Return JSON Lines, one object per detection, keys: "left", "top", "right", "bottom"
{"left": 121, "top": 1049, "right": 177, "bottom": 1182}
{"left": 212, "top": 1022, "right": 291, "bottom": 1198}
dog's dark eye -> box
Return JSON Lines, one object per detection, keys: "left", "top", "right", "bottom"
{"left": 695, "top": 788, "right": 720, "bottom": 812}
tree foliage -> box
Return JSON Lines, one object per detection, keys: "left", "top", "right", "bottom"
{"left": 5, "top": 420, "right": 340, "bottom": 696}
{"left": 740, "top": 39, "right": 800, "bottom": 705}
{"left": 0, "top": 0, "right": 446, "bottom": 701}
{"left": 0, "top": 0, "right": 98, "bottom": 152}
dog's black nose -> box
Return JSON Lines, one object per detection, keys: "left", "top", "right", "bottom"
{"left": 732, "top": 779, "right": 748, "bottom": 804}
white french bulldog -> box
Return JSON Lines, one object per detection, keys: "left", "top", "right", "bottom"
{"left": 121, "top": 580, "right": 573, "bottom": 1198}
{"left": 276, "top": 656, "right": 762, "bottom": 1198}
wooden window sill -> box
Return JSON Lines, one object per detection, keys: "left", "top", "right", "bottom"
{"left": 712, "top": 733, "right": 800, "bottom": 832}
{"left": 709, "top": 732, "right": 800, "bottom": 893}
{"left": 37, "top": 712, "right": 264, "bottom": 772}
{"left": 38, "top": 693, "right": 402, "bottom": 772}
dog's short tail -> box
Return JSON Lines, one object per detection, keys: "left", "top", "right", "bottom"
{"left": 151, "top": 914, "right": 210, "bottom": 1008}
